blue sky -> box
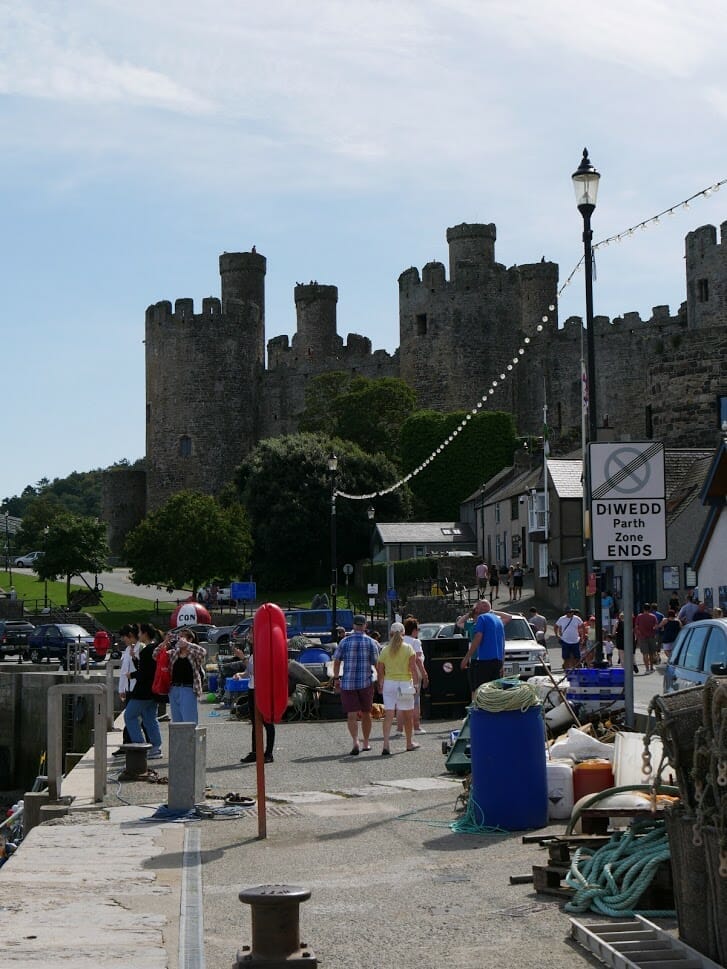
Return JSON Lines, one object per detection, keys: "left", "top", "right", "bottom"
{"left": 2, "top": 1, "right": 726, "bottom": 502}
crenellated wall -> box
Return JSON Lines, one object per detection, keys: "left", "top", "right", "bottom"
{"left": 99, "top": 217, "right": 727, "bottom": 547}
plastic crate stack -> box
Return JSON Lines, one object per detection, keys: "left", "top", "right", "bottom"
{"left": 565, "top": 667, "right": 625, "bottom": 714}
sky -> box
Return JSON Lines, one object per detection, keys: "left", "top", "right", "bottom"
{"left": 2, "top": 0, "right": 726, "bottom": 502}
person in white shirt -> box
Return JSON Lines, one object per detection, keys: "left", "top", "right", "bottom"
{"left": 394, "top": 616, "right": 429, "bottom": 735}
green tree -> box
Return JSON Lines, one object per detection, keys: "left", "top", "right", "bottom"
{"left": 123, "top": 492, "right": 252, "bottom": 595}
{"left": 14, "top": 494, "right": 64, "bottom": 551}
{"left": 298, "top": 373, "right": 417, "bottom": 458}
{"left": 36, "top": 513, "right": 110, "bottom": 604}
{"left": 235, "top": 433, "right": 411, "bottom": 589}
{"left": 335, "top": 376, "right": 417, "bottom": 458}
{"left": 400, "top": 410, "right": 518, "bottom": 520}
{"left": 298, "top": 371, "right": 352, "bottom": 434}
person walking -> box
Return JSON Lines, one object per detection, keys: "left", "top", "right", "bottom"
{"left": 377, "top": 622, "right": 419, "bottom": 755}
{"left": 236, "top": 630, "right": 275, "bottom": 764}
{"left": 511, "top": 562, "right": 524, "bottom": 601}
{"left": 657, "top": 609, "right": 682, "bottom": 660}
{"left": 459, "top": 600, "right": 512, "bottom": 695}
{"left": 475, "top": 560, "right": 489, "bottom": 594}
{"left": 554, "top": 607, "right": 584, "bottom": 672}
{"left": 634, "top": 603, "right": 658, "bottom": 673}
{"left": 393, "top": 617, "right": 428, "bottom": 736}
{"left": 488, "top": 565, "right": 499, "bottom": 602}
{"left": 332, "top": 615, "right": 380, "bottom": 755}
{"left": 122, "top": 622, "right": 163, "bottom": 759}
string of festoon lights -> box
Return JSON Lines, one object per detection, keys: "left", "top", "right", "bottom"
{"left": 336, "top": 176, "right": 727, "bottom": 504}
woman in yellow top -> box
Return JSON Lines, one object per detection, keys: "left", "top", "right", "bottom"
{"left": 377, "top": 622, "right": 419, "bottom": 755}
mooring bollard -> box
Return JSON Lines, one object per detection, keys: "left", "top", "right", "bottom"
{"left": 234, "top": 884, "right": 317, "bottom": 968}
{"left": 118, "top": 742, "right": 152, "bottom": 780}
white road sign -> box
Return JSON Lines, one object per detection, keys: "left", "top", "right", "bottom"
{"left": 589, "top": 442, "right": 666, "bottom": 561}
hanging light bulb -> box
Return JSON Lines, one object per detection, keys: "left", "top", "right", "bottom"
{"left": 549, "top": 304, "right": 555, "bottom": 311}
{"left": 536, "top": 324, "right": 543, "bottom": 333}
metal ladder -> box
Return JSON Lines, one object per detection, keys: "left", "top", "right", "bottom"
{"left": 570, "top": 915, "right": 723, "bottom": 969}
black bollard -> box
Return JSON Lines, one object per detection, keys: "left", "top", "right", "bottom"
{"left": 118, "top": 742, "right": 152, "bottom": 780}
{"left": 234, "top": 884, "right": 317, "bottom": 968}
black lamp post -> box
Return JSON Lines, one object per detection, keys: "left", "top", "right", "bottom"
{"left": 572, "top": 147, "right": 603, "bottom": 661}
{"left": 43, "top": 525, "right": 50, "bottom": 609}
{"left": 4, "top": 512, "right": 12, "bottom": 585}
{"left": 327, "top": 453, "right": 339, "bottom": 644}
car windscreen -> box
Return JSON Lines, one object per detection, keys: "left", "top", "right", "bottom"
{"left": 59, "top": 625, "right": 90, "bottom": 638}
{"left": 704, "top": 627, "right": 727, "bottom": 671}
{"left": 504, "top": 618, "right": 535, "bottom": 642}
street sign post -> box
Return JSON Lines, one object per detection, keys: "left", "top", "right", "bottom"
{"left": 589, "top": 442, "right": 666, "bottom": 561}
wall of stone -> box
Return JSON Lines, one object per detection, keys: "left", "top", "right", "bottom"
{"left": 101, "top": 466, "right": 146, "bottom": 556}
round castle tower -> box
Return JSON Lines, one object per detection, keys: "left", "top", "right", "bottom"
{"left": 144, "top": 250, "right": 266, "bottom": 510}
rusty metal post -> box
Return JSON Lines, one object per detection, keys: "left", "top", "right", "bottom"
{"left": 235, "top": 885, "right": 317, "bottom": 968}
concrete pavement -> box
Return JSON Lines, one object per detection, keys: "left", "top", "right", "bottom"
{"left": 1, "top": 664, "right": 673, "bottom": 969}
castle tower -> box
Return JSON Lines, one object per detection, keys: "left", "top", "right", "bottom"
{"left": 292, "top": 283, "right": 339, "bottom": 354}
{"left": 685, "top": 222, "right": 727, "bottom": 330}
{"left": 447, "top": 223, "right": 497, "bottom": 287}
{"left": 144, "top": 250, "right": 266, "bottom": 510}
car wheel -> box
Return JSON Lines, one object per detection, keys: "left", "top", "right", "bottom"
{"left": 29, "top": 649, "right": 41, "bottom": 664}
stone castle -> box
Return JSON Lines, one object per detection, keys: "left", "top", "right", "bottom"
{"left": 102, "top": 219, "right": 727, "bottom": 550}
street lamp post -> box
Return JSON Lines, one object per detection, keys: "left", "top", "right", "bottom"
{"left": 43, "top": 526, "right": 50, "bottom": 609}
{"left": 4, "top": 512, "right": 12, "bottom": 586}
{"left": 327, "top": 453, "right": 339, "bottom": 644}
{"left": 572, "top": 147, "right": 603, "bottom": 662}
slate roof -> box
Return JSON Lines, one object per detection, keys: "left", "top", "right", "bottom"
{"left": 547, "top": 459, "right": 583, "bottom": 499}
{"left": 375, "top": 522, "right": 476, "bottom": 546}
{"left": 664, "top": 449, "right": 713, "bottom": 524}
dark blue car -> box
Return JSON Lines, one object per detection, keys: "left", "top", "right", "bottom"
{"left": 27, "top": 623, "right": 95, "bottom": 666}
{"left": 661, "top": 618, "right": 727, "bottom": 692}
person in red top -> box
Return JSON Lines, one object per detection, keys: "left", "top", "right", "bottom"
{"left": 634, "top": 603, "right": 659, "bottom": 673}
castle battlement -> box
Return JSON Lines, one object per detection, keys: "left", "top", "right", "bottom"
{"left": 145, "top": 297, "right": 223, "bottom": 325}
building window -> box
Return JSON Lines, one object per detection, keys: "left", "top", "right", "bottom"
{"left": 718, "top": 395, "right": 727, "bottom": 429}
{"left": 528, "top": 491, "right": 547, "bottom": 532}
{"left": 510, "top": 496, "right": 519, "bottom": 520}
{"left": 645, "top": 404, "right": 653, "bottom": 438}
{"left": 416, "top": 313, "right": 427, "bottom": 336}
{"left": 697, "top": 278, "right": 709, "bottom": 302}
{"left": 538, "top": 544, "right": 548, "bottom": 578}
{"left": 146, "top": 403, "right": 151, "bottom": 424}
{"left": 179, "top": 435, "right": 192, "bottom": 458}
{"left": 495, "top": 503, "right": 501, "bottom": 524}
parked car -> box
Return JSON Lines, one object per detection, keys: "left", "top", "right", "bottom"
{"left": 502, "top": 615, "right": 551, "bottom": 678}
{"left": 0, "top": 620, "right": 35, "bottom": 659}
{"left": 170, "top": 623, "right": 217, "bottom": 643}
{"left": 230, "top": 619, "right": 254, "bottom": 648}
{"left": 27, "top": 623, "right": 95, "bottom": 665}
{"left": 419, "top": 622, "right": 459, "bottom": 640}
{"left": 14, "top": 550, "right": 42, "bottom": 568}
{"left": 660, "top": 618, "right": 727, "bottom": 692}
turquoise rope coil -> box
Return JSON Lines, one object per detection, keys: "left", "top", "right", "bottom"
{"left": 564, "top": 818, "right": 675, "bottom": 918}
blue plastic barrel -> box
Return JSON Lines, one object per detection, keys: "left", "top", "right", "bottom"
{"left": 207, "top": 673, "right": 219, "bottom": 693}
{"left": 298, "top": 647, "right": 331, "bottom": 665}
{"left": 469, "top": 705, "right": 548, "bottom": 830}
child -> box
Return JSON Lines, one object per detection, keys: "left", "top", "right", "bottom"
{"left": 603, "top": 633, "right": 614, "bottom": 666}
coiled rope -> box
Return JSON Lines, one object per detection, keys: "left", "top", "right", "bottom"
{"left": 564, "top": 818, "right": 675, "bottom": 918}
{"left": 472, "top": 677, "right": 541, "bottom": 713}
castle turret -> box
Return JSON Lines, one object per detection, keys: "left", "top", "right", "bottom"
{"left": 685, "top": 222, "right": 727, "bottom": 330}
{"left": 220, "top": 250, "right": 267, "bottom": 319}
{"left": 447, "top": 223, "right": 496, "bottom": 287}
{"left": 292, "top": 283, "right": 339, "bottom": 353}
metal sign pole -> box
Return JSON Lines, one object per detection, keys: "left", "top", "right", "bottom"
{"left": 622, "top": 563, "right": 635, "bottom": 729}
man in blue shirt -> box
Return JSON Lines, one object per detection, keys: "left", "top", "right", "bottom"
{"left": 333, "top": 615, "right": 380, "bottom": 755}
{"left": 459, "top": 600, "right": 512, "bottom": 695}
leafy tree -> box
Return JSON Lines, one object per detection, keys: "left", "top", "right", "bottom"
{"left": 298, "top": 372, "right": 352, "bottom": 434}
{"left": 336, "top": 376, "right": 417, "bottom": 458}
{"left": 35, "top": 513, "right": 110, "bottom": 604}
{"left": 400, "top": 410, "right": 518, "bottom": 520}
{"left": 124, "top": 492, "right": 252, "bottom": 595}
{"left": 235, "top": 433, "right": 411, "bottom": 589}
{"left": 298, "top": 374, "right": 416, "bottom": 459}
{"left": 14, "top": 495, "right": 64, "bottom": 551}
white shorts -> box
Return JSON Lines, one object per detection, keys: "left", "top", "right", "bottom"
{"left": 382, "top": 680, "right": 416, "bottom": 711}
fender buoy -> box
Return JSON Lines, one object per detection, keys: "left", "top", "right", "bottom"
{"left": 253, "top": 603, "right": 289, "bottom": 722}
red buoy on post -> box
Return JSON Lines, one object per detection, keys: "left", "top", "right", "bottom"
{"left": 253, "top": 603, "right": 289, "bottom": 723}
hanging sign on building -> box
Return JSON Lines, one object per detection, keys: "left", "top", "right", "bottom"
{"left": 589, "top": 441, "right": 666, "bottom": 561}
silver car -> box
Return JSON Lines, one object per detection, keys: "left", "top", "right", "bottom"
{"left": 661, "top": 618, "right": 727, "bottom": 692}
